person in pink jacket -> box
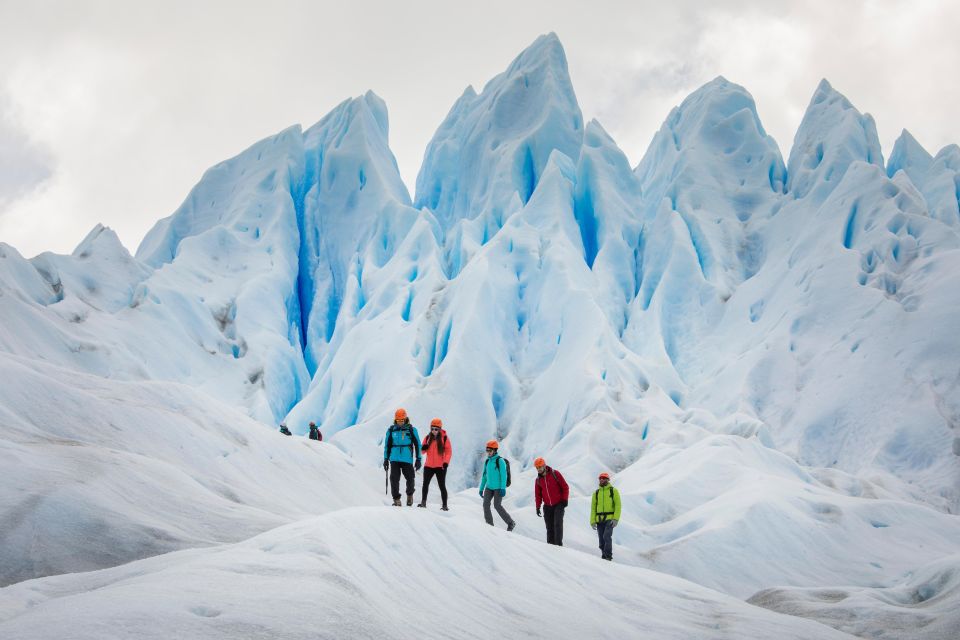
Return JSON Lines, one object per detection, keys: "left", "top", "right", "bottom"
{"left": 418, "top": 418, "right": 452, "bottom": 510}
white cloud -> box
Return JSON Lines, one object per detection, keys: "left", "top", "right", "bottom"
{"left": 0, "top": 95, "right": 53, "bottom": 214}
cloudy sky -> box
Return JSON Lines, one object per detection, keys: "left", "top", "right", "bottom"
{"left": 1, "top": 0, "right": 957, "bottom": 257}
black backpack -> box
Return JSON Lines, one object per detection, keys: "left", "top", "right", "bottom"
{"left": 593, "top": 486, "right": 616, "bottom": 516}
{"left": 386, "top": 423, "right": 415, "bottom": 458}
{"left": 495, "top": 456, "right": 512, "bottom": 487}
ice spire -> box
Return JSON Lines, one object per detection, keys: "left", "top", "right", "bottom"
{"left": 414, "top": 33, "right": 584, "bottom": 234}
{"left": 297, "top": 91, "right": 419, "bottom": 373}
{"left": 888, "top": 129, "right": 960, "bottom": 226}
{"left": 786, "top": 79, "right": 883, "bottom": 203}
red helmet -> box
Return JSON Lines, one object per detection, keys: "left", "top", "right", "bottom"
{"left": 430, "top": 418, "right": 443, "bottom": 428}
{"left": 394, "top": 408, "right": 407, "bottom": 421}
{"left": 533, "top": 457, "right": 546, "bottom": 468}
{"left": 598, "top": 472, "right": 611, "bottom": 480}
{"left": 485, "top": 440, "right": 499, "bottom": 449}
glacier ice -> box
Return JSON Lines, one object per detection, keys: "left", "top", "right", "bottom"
{"left": 1, "top": 31, "right": 959, "bottom": 637}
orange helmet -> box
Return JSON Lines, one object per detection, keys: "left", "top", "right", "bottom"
{"left": 430, "top": 418, "right": 443, "bottom": 428}
{"left": 533, "top": 457, "right": 546, "bottom": 468}
{"left": 485, "top": 440, "right": 499, "bottom": 449}
{"left": 394, "top": 408, "right": 407, "bottom": 421}
{"left": 598, "top": 472, "right": 611, "bottom": 480}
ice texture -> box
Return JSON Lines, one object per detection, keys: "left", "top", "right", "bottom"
{"left": 1, "top": 31, "right": 959, "bottom": 638}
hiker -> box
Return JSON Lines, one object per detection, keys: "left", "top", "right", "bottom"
{"left": 308, "top": 421, "right": 322, "bottom": 441}
{"left": 383, "top": 408, "right": 422, "bottom": 506}
{"left": 479, "top": 440, "right": 515, "bottom": 531}
{"left": 590, "top": 472, "right": 621, "bottom": 561}
{"left": 534, "top": 457, "right": 569, "bottom": 546}
{"left": 419, "top": 418, "right": 452, "bottom": 510}
{"left": 279, "top": 423, "right": 292, "bottom": 436}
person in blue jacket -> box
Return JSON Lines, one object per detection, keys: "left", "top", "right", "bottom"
{"left": 479, "top": 440, "right": 515, "bottom": 531}
{"left": 383, "top": 408, "right": 422, "bottom": 506}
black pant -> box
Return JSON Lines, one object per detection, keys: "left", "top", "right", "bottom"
{"left": 543, "top": 504, "right": 565, "bottom": 546}
{"left": 421, "top": 466, "right": 448, "bottom": 505}
{"left": 390, "top": 461, "right": 415, "bottom": 500}
{"left": 596, "top": 519, "right": 614, "bottom": 559}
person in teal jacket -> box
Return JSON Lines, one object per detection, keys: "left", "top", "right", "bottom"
{"left": 590, "top": 472, "right": 621, "bottom": 560}
{"left": 383, "top": 408, "right": 422, "bottom": 506}
{"left": 479, "top": 440, "right": 515, "bottom": 531}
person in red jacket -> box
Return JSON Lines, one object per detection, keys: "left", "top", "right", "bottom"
{"left": 418, "top": 418, "right": 452, "bottom": 510}
{"left": 534, "top": 457, "right": 569, "bottom": 546}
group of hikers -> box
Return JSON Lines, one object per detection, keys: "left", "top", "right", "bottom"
{"left": 279, "top": 421, "right": 323, "bottom": 441}
{"left": 383, "top": 408, "right": 622, "bottom": 560}
{"left": 278, "top": 408, "right": 622, "bottom": 560}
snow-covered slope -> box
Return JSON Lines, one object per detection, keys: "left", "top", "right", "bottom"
{"left": 0, "top": 507, "right": 852, "bottom": 640}
{"left": 749, "top": 554, "right": 960, "bottom": 639}
{"left": 0, "top": 31, "right": 958, "bottom": 637}
{"left": 0, "top": 351, "right": 379, "bottom": 587}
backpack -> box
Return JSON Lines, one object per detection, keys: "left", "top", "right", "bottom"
{"left": 593, "top": 486, "right": 616, "bottom": 516}
{"left": 495, "top": 456, "right": 512, "bottom": 487}
{"left": 537, "top": 469, "right": 561, "bottom": 490}
{"left": 386, "top": 423, "right": 415, "bottom": 458}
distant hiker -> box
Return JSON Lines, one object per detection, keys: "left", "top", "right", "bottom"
{"left": 590, "top": 472, "right": 621, "bottom": 561}
{"left": 308, "top": 421, "right": 322, "bottom": 441}
{"left": 419, "top": 418, "right": 452, "bottom": 510}
{"left": 383, "top": 408, "right": 422, "bottom": 506}
{"left": 279, "top": 423, "right": 292, "bottom": 436}
{"left": 479, "top": 440, "right": 515, "bottom": 531}
{"left": 534, "top": 457, "right": 569, "bottom": 546}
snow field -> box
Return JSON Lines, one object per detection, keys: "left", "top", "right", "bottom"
{"left": 0, "top": 352, "right": 381, "bottom": 587}
{"left": 0, "top": 506, "right": 853, "bottom": 640}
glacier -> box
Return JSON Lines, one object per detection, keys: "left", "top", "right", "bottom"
{"left": 1, "top": 32, "right": 959, "bottom": 638}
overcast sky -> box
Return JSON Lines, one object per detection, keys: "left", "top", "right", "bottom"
{"left": 1, "top": 0, "right": 957, "bottom": 257}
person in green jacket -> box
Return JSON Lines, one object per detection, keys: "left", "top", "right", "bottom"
{"left": 478, "top": 440, "right": 515, "bottom": 531}
{"left": 590, "top": 472, "right": 621, "bottom": 560}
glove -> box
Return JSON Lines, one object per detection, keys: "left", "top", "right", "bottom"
{"left": 591, "top": 523, "right": 597, "bottom": 530}
{"left": 609, "top": 519, "right": 618, "bottom": 528}
{"left": 479, "top": 489, "right": 484, "bottom": 497}
{"left": 383, "top": 459, "right": 389, "bottom": 471}
{"left": 560, "top": 500, "right": 568, "bottom": 508}
{"left": 536, "top": 507, "right": 542, "bottom": 517}
{"left": 497, "top": 489, "right": 506, "bottom": 497}
{"left": 442, "top": 463, "right": 448, "bottom": 470}
{"left": 415, "top": 460, "right": 422, "bottom": 471}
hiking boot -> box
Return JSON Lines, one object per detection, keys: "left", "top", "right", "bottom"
{"left": 392, "top": 499, "right": 402, "bottom": 507}
{"left": 417, "top": 502, "right": 427, "bottom": 508}
{"left": 406, "top": 494, "right": 414, "bottom": 507}
{"left": 507, "top": 521, "right": 516, "bottom": 532}
{"left": 441, "top": 505, "right": 449, "bottom": 511}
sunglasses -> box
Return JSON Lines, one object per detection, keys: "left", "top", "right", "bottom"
{"left": 430, "top": 427, "right": 441, "bottom": 431}
{"left": 485, "top": 447, "right": 496, "bottom": 452}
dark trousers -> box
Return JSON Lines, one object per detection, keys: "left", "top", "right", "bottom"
{"left": 543, "top": 504, "right": 565, "bottom": 546}
{"left": 482, "top": 489, "right": 514, "bottom": 527}
{"left": 389, "top": 461, "right": 415, "bottom": 500}
{"left": 421, "top": 466, "right": 448, "bottom": 505}
{"left": 596, "top": 519, "right": 614, "bottom": 559}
